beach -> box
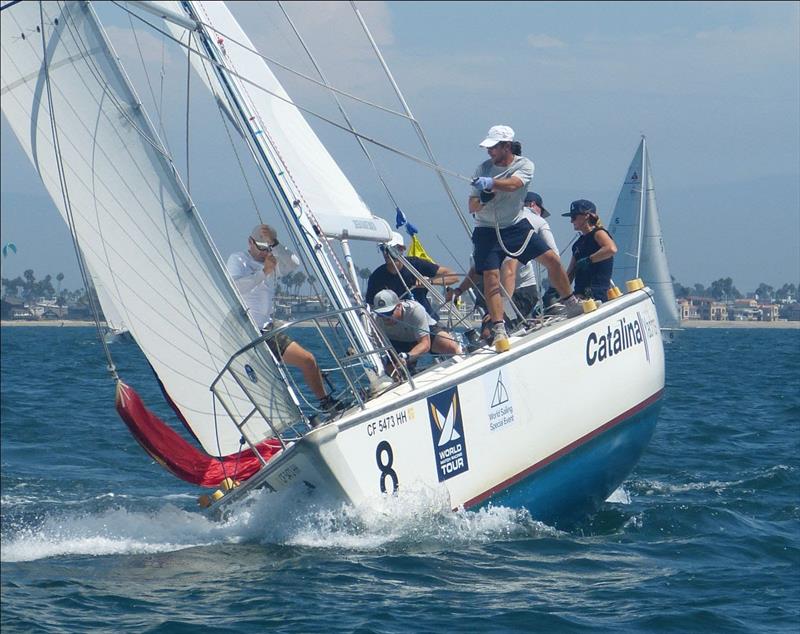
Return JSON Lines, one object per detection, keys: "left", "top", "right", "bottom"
{"left": 1, "top": 320, "right": 99, "bottom": 327}
{"left": 2, "top": 319, "right": 799, "bottom": 329}
{"left": 680, "top": 319, "right": 799, "bottom": 329}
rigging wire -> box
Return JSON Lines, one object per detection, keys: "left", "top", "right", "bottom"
{"left": 109, "top": 0, "right": 475, "bottom": 185}
{"left": 349, "top": 0, "right": 473, "bottom": 237}
{"left": 185, "top": 30, "right": 193, "bottom": 193}
{"left": 37, "top": 1, "right": 119, "bottom": 381}
{"left": 276, "top": 1, "right": 402, "bottom": 213}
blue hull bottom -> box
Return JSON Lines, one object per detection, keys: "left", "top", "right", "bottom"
{"left": 475, "top": 398, "right": 662, "bottom": 526}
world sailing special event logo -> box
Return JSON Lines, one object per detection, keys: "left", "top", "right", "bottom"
{"left": 427, "top": 387, "right": 469, "bottom": 482}
{"left": 485, "top": 369, "right": 515, "bottom": 432}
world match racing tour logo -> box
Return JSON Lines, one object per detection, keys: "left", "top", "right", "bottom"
{"left": 427, "top": 386, "right": 469, "bottom": 482}
{"left": 585, "top": 312, "right": 655, "bottom": 366}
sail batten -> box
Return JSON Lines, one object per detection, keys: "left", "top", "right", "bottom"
{"left": 1, "top": 1, "right": 302, "bottom": 456}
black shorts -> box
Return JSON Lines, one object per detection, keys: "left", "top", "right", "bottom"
{"left": 262, "top": 320, "right": 294, "bottom": 358}
{"left": 472, "top": 219, "right": 551, "bottom": 273}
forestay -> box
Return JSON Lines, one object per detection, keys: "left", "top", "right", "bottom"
{"left": 608, "top": 138, "right": 680, "bottom": 328}
{"left": 0, "top": 0, "right": 302, "bottom": 456}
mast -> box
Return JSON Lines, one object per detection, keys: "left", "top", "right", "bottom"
{"left": 177, "top": 1, "right": 379, "bottom": 367}
{"left": 635, "top": 136, "right": 647, "bottom": 278}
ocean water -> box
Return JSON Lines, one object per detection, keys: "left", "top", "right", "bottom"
{"left": 1, "top": 326, "right": 798, "bottom": 633}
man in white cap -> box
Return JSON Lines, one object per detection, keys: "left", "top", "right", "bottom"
{"left": 469, "top": 125, "right": 581, "bottom": 352}
{"left": 227, "top": 224, "right": 340, "bottom": 413}
{"left": 366, "top": 231, "right": 459, "bottom": 321}
{"left": 371, "top": 289, "right": 461, "bottom": 375}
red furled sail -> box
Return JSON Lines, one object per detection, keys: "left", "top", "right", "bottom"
{"left": 115, "top": 382, "right": 280, "bottom": 487}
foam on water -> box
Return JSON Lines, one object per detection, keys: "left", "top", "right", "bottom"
{"left": 1, "top": 485, "right": 559, "bottom": 562}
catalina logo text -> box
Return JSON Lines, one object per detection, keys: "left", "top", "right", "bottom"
{"left": 586, "top": 317, "right": 644, "bottom": 366}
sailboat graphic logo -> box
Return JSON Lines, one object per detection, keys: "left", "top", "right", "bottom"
{"left": 631, "top": 170, "right": 639, "bottom": 181}
{"left": 491, "top": 372, "right": 509, "bottom": 408}
{"left": 487, "top": 370, "right": 516, "bottom": 432}
{"left": 427, "top": 386, "right": 469, "bottom": 481}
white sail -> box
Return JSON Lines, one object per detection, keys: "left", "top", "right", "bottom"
{"left": 154, "top": 0, "right": 392, "bottom": 242}
{"left": 608, "top": 138, "right": 680, "bottom": 328}
{"left": 1, "top": 1, "right": 302, "bottom": 456}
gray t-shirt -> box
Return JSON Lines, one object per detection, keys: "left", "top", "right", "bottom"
{"left": 377, "top": 300, "right": 436, "bottom": 343}
{"left": 470, "top": 155, "right": 535, "bottom": 229}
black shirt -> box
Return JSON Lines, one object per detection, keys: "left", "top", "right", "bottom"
{"left": 366, "top": 256, "right": 441, "bottom": 319}
{"left": 572, "top": 227, "right": 614, "bottom": 297}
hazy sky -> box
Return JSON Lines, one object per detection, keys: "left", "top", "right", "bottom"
{"left": 2, "top": 1, "right": 798, "bottom": 294}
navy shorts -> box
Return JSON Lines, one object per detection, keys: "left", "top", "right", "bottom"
{"left": 472, "top": 219, "right": 551, "bottom": 273}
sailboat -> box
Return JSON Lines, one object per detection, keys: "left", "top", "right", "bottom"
{"left": 1, "top": 1, "right": 665, "bottom": 526}
{"left": 608, "top": 137, "right": 682, "bottom": 343}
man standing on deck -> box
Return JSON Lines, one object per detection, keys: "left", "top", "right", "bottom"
{"left": 469, "top": 125, "right": 581, "bottom": 352}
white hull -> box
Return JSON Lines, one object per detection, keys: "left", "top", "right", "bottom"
{"left": 211, "top": 289, "right": 665, "bottom": 524}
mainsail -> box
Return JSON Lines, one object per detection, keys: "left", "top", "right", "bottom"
{"left": 1, "top": 1, "right": 303, "bottom": 456}
{"left": 608, "top": 137, "right": 680, "bottom": 328}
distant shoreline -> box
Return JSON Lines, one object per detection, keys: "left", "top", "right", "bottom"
{"left": 1, "top": 320, "right": 99, "bottom": 327}
{"left": 679, "top": 320, "right": 799, "bottom": 329}
{"left": 2, "top": 319, "right": 798, "bottom": 330}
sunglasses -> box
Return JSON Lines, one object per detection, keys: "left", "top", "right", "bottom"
{"left": 252, "top": 237, "right": 278, "bottom": 252}
{"left": 379, "top": 244, "right": 401, "bottom": 257}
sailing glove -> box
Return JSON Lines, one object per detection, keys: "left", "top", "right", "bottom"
{"left": 479, "top": 190, "right": 496, "bottom": 204}
{"left": 472, "top": 176, "right": 494, "bottom": 191}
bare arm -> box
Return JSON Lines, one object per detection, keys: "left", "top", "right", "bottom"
{"left": 591, "top": 230, "right": 618, "bottom": 262}
{"left": 430, "top": 264, "right": 461, "bottom": 287}
{"left": 491, "top": 175, "right": 524, "bottom": 192}
{"left": 407, "top": 334, "right": 431, "bottom": 362}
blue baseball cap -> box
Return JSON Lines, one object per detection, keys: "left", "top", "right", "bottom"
{"left": 524, "top": 192, "right": 550, "bottom": 218}
{"left": 562, "top": 199, "right": 597, "bottom": 217}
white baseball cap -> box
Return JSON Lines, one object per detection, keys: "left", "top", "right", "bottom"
{"left": 385, "top": 231, "right": 405, "bottom": 249}
{"left": 479, "top": 125, "right": 515, "bottom": 148}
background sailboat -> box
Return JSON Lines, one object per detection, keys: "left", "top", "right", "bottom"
{"left": 608, "top": 137, "right": 682, "bottom": 342}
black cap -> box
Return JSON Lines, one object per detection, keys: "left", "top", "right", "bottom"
{"left": 524, "top": 192, "right": 550, "bottom": 218}
{"left": 562, "top": 199, "right": 597, "bottom": 217}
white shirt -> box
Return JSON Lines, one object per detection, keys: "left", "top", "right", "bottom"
{"left": 514, "top": 211, "right": 558, "bottom": 288}
{"left": 226, "top": 246, "right": 300, "bottom": 329}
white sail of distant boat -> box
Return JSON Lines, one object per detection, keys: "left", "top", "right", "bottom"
{"left": 608, "top": 137, "right": 682, "bottom": 341}
{"left": 1, "top": 1, "right": 666, "bottom": 525}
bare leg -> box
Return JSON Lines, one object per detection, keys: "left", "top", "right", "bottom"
{"left": 281, "top": 341, "right": 326, "bottom": 399}
{"left": 501, "top": 258, "right": 518, "bottom": 300}
{"left": 483, "top": 268, "right": 504, "bottom": 323}
{"left": 535, "top": 251, "right": 573, "bottom": 298}
{"left": 431, "top": 331, "right": 462, "bottom": 356}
